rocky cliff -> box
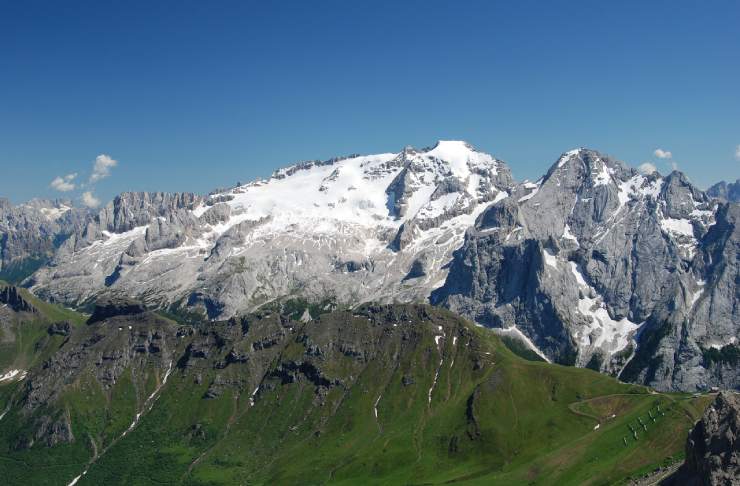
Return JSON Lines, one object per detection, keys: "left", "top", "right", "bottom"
{"left": 432, "top": 149, "right": 738, "bottom": 391}
{"left": 667, "top": 391, "right": 740, "bottom": 485}
{"left": 708, "top": 179, "right": 740, "bottom": 203}
{"left": 0, "top": 198, "right": 89, "bottom": 282}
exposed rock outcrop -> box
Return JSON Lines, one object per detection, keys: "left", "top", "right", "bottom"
{"left": 433, "top": 149, "right": 739, "bottom": 391}
{"left": 0, "top": 285, "right": 37, "bottom": 313}
{"left": 708, "top": 179, "right": 740, "bottom": 203}
{"left": 666, "top": 391, "right": 740, "bottom": 485}
{"left": 88, "top": 297, "right": 148, "bottom": 323}
{"left": 0, "top": 198, "right": 89, "bottom": 282}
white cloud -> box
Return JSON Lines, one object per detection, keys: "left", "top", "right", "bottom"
{"left": 89, "top": 154, "right": 117, "bottom": 183}
{"left": 49, "top": 173, "right": 78, "bottom": 192}
{"left": 735, "top": 145, "right": 740, "bottom": 161}
{"left": 81, "top": 191, "right": 101, "bottom": 208}
{"left": 638, "top": 162, "right": 657, "bottom": 174}
{"left": 653, "top": 148, "right": 672, "bottom": 159}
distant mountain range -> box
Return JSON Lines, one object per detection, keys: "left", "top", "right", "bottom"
{"left": 1, "top": 141, "right": 738, "bottom": 392}
{"left": 707, "top": 178, "right": 740, "bottom": 202}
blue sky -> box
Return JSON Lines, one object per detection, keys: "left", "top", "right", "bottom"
{"left": 1, "top": 0, "right": 738, "bottom": 205}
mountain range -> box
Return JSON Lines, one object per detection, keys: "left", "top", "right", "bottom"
{"left": 1, "top": 141, "right": 738, "bottom": 393}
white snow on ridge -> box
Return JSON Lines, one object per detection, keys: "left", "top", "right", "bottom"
{"left": 557, "top": 149, "right": 582, "bottom": 168}
{"left": 222, "top": 152, "right": 399, "bottom": 229}
{"left": 417, "top": 192, "right": 461, "bottom": 219}
{"left": 427, "top": 140, "right": 499, "bottom": 178}
{"left": 206, "top": 141, "right": 499, "bottom": 238}
{"left": 200, "top": 141, "right": 499, "bottom": 238}
{"left": 616, "top": 174, "right": 663, "bottom": 214}
{"left": 518, "top": 185, "right": 539, "bottom": 202}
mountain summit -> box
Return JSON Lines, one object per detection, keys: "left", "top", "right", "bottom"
{"left": 2, "top": 142, "right": 737, "bottom": 392}
{"left": 29, "top": 141, "right": 512, "bottom": 319}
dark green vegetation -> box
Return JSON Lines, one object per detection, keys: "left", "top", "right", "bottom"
{"left": 0, "top": 281, "right": 85, "bottom": 373}
{"left": 701, "top": 343, "right": 740, "bottom": 366}
{"left": 0, "top": 257, "right": 48, "bottom": 284}
{"left": 0, "top": 294, "right": 712, "bottom": 485}
{"left": 499, "top": 335, "right": 546, "bottom": 362}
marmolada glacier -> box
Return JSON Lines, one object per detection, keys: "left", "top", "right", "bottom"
{"left": 7, "top": 141, "right": 737, "bottom": 393}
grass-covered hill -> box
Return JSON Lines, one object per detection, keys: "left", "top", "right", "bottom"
{"left": 0, "top": 294, "right": 712, "bottom": 485}
{"left": 0, "top": 281, "right": 86, "bottom": 380}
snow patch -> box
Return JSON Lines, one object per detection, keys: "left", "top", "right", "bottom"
{"left": 493, "top": 326, "right": 551, "bottom": 363}
{"left": 518, "top": 186, "right": 539, "bottom": 202}
{"left": 557, "top": 149, "right": 582, "bottom": 168}
{"left": 660, "top": 217, "right": 694, "bottom": 237}
{"left": 706, "top": 337, "right": 737, "bottom": 350}
{"left": 568, "top": 262, "right": 642, "bottom": 354}
{"left": 542, "top": 249, "right": 558, "bottom": 269}
{"left": 40, "top": 205, "right": 71, "bottom": 221}
{"left": 689, "top": 280, "right": 706, "bottom": 309}
{"left": 592, "top": 163, "right": 611, "bottom": 186}
{"left": 0, "top": 369, "right": 27, "bottom": 382}
{"left": 562, "top": 224, "right": 579, "bottom": 246}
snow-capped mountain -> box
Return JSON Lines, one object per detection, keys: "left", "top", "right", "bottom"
{"left": 432, "top": 148, "right": 738, "bottom": 391}
{"left": 5, "top": 142, "right": 738, "bottom": 392}
{"left": 29, "top": 141, "right": 512, "bottom": 318}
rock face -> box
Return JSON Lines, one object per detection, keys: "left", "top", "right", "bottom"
{"left": 88, "top": 297, "right": 148, "bottom": 323}
{"left": 18, "top": 310, "right": 180, "bottom": 417}
{"left": 0, "top": 285, "right": 37, "bottom": 313}
{"left": 0, "top": 198, "right": 89, "bottom": 282}
{"left": 668, "top": 391, "right": 740, "bottom": 485}
{"left": 708, "top": 180, "right": 740, "bottom": 203}
{"left": 4, "top": 142, "right": 738, "bottom": 392}
{"left": 432, "top": 149, "right": 739, "bottom": 391}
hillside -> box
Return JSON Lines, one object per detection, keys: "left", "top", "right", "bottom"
{"left": 0, "top": 298, "right": 713, "bottom": 485}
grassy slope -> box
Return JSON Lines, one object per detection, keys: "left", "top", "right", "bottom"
{"left": 0, "top": 282, "right": 92, "bottom": 484}
{"left": 0, "top": 300, "right": 711, "bottom": 486}
{"left": 80, "top": 314, "right": 707, "bottom": 486}
{"left": 0, "top": 281, "right": 86, "bottom": 407}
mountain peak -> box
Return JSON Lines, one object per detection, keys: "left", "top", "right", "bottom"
{"left": 707, "top": 178, "right": 740, "bottom": 202}
{"left": 544, "top": 148, "right": 633, "bottom": 187}
{"left": 418, "top": 140, "right": 503, "bottom": 180}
